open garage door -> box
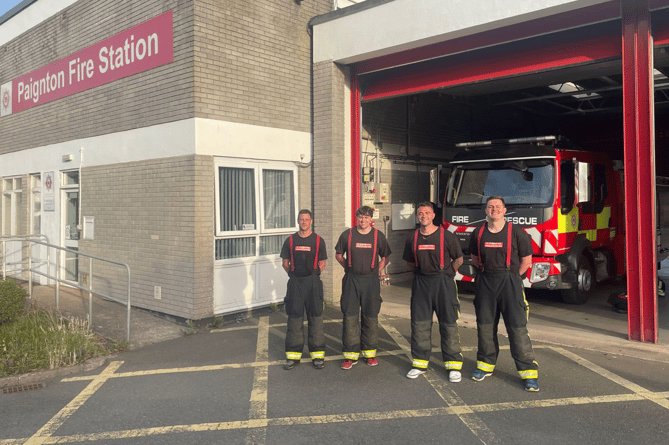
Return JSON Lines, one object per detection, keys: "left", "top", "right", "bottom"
{"left": 349, "top": 5, "right": 669, "bottom": 342}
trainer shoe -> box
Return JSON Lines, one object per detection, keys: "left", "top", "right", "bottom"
{"left": 406, "top": 368, "right": 426, "bottom": 379}
{"left": 449, "top": 370, "right": 462, "bottom": 383}
{"left": 341, "top": 359, "right": 358, "bottom": 370}
{"left": 365, "top": 357, "right": 379, "bottom": 367}
{"left": 524, "top": 378, "right": 539, "bottom": 392}
{"left": 313, "top": 359, "right": 325, "bottom": 369}
{"left": 471, "top": 369, "right": 493, "bottom": 381}
{"left": 283, "top": 360, "right": 299, "bottom": 370}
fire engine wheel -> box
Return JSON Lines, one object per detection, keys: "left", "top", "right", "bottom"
{"left": 561, "top": 255, "right": 594, "bottom": 305}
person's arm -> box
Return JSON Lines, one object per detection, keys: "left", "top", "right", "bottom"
{"left": 452, "top": 256, "right": 463, "bottom": 271}
{"left": 335, "top": 253, "right": 347, "bottom": 269}
{"left": 470, "top": 254, "right": 480, "bottom": 268}
{"left": 318, "top": 260, "right": 327, "bottom": 271}
{"left": 519, "top": 255, "right": 532, "bottom": 277}
{"left": 282, "top": 258, "right": 291, "bottom": 274}
{"left": 378, "top": 256, "right": 388, "bottom": 274}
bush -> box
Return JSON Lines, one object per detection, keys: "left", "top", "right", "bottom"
{"left": 0, "top": 279, "right": 27, "bottom": 325}
{"left": 0, "top": 308, "right": 124, "bottom": 377}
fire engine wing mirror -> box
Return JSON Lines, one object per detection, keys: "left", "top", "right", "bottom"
{"left": 575, "top": 161, "right": 591, "bottom": 204}
{"left": 430, "top": 166, "right": 442, "bottom": 208}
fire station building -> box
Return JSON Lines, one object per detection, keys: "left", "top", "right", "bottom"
{"left": 1, "top": 0, "right": 667, "bottom": 342}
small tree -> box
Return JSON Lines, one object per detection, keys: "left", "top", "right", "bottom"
{"left": 0, "top": 279, "right": 27, "bottom": 325}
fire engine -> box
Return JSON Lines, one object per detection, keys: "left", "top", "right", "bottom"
{"left": 439, "top": 135, "right": 669, "bottom": 304}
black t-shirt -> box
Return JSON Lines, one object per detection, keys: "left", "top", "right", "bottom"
{"left": 469, "top": 223, "right": 533, "bottom": 274}
{"left": 402, "top": 228, "right": 463, "bottom": 276}
{"left": 334, "top": 227, "right": 391, "bottom": 275}
{"left": 280, "top": 232, "right": 328, "bottom": 277}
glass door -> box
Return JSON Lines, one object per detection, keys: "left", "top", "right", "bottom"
{"left": 61, "top": 171, "right": 79, "bottom": 282}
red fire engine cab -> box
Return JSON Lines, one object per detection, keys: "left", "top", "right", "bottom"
{"left": 441, "top": 135, "right": 669, "bottom": 304}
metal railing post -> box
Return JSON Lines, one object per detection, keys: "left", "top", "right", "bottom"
{"left": 28, "top": 250, "right": 33, "bottom": 297}
{"left": 55, "top": 249, "right": 60, "bottom": 311}
{"left": 127, "top": 268, "right": 131, "bottom": 343}
{"left": 88, "top": 257, "right": 93, "bottom": 326}
{"left": 1, "top": 236, "right": 132, "bottom": 342}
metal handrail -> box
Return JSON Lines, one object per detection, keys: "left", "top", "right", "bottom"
{"left": 1, "top": 235, "right": 50, "bottom": 283}
{"left": 0, "top": 236, "right": 132, "bottom": 342}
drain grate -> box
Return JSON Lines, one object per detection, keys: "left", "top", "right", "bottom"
{"left": 3, "top": 383, "right": 44, "bottom": 394}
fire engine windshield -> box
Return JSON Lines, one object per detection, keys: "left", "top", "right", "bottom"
{"left": 447, "top": 160, "right": 554, "bottom": 207}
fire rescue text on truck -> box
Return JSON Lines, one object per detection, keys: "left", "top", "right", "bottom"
{"left": 439, "top": 136, "right": 669, "bottom": 304}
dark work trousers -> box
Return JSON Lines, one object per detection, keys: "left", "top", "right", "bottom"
{"left": 410, "top": 273, "right": 463, "bottom": 370}
{"left": 284, "top": 273, "right": 325, "bottom": 361}
{"left": 473, "top": 270, "right": 538, "bottom": 378}
{"left": 340, "top": 273, "right": 382, "bottom": 360}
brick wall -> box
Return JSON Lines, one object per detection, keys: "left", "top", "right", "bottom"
{"left": 193, "top": 0, "right": 331, "bottom": 133}
{"left": 0, "top": 0, "right": 195, "bottom": 155}
{"left": 313, "top": 60, "right": 348, "bottom": 304}
{"left": 79, "top": 155, "right": 214, "bottom": 320}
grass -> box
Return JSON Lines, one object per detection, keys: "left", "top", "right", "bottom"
{"left": 0, "top": 306, "right": 127, "bottom": 377}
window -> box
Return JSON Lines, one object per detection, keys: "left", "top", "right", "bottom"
{"left": 448, "top": 161, "right": 554, "bottom": 207}
{"left": 582, "top": 164, "right": 608, "bottom": 215}
{"left": 215, "top": 160, "right": 298, "bottom": 260}
{"left": 30, "top": 174, "right": 41, "bottom": 235}
{"left": 560, "top": 161, "right": 575, "bottom": 214}
{"left": 2, "top": 177, "right": 23, "bottom": 236}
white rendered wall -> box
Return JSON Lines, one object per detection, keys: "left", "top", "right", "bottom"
{"left": 0, "top": 118, "right": 310, "bottom": 177}
{"left": 313, "top": 0, "right": 614, "bottom": 64}
{"left": 0, "top": 0, "right": 78, "bottom": 46}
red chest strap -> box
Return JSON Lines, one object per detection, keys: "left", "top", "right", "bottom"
{"left": 506, "top": 223, "right": 512, "bottom": 268}
{"left": 289, "top": 235, "right": 295, "bottom": 271}
{"left": 314, "top": 235, "right": 320, "bottom": 270}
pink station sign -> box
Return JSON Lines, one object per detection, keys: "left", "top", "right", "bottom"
{"left": 8, "top": 11, "right": 173, "bottom": 114}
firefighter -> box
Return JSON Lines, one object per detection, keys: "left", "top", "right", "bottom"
{"left": 280, "top": 209, "right": 328, "bottom": 370}
{"left": 335, "top": 206, "right": 391, "bottom": 370}
{"left": 402, "top": 202, "right": 464, "bottom": 381}
{"left": 470, "top": 196, "right": 539, "bottom": 392}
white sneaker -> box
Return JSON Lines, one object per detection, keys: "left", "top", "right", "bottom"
{"left": 406, "top": 368, "right": 426, "bottom": 379}
{"left": 449, "top": 371, "right": 462, "bottom": 383}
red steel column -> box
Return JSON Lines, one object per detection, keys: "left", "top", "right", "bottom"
{"left": 622, "top": 0, "right": 657, "bottom": 342}
{"left": 350, "top": 72, "right": 361, "bottom": 227}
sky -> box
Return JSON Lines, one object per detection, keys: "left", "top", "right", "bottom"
{"left": 0, "top": 0, "right": 22, "bottom": 19}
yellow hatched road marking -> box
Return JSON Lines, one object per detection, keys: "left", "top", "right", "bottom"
{"left": 378, "top": 315, "right": 502, "bottom": 445}
{"left": 21, "top": 361, "right": 123, "bottom": 445}
{"left": 6, "top": 318, "right": 669, "bottom": 445}
{"left": 3, "top": 392, "right": 667, "bottom": 444}
{"left": 245, "top": 316, "right": 270, "bottom": 445}
{"left": 551, "top": 346, "right": 669, "bottom": 410}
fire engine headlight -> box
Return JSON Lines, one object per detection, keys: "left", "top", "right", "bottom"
{"left": 530, "top": 263, "right": 551, "bottom": 282}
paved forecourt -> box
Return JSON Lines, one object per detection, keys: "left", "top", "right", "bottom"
{"left": 1, "top": 306, "right": 669, "bottom": 444}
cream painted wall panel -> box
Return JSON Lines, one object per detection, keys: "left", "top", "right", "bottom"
{"left": 195, "top": 118, "right": 311, "bottom": 164}
{"left": 313, "top": 0, "right": 614, "bottom": 64}
{"left": 0, "top": 118, "right": 309, "bottom": 177}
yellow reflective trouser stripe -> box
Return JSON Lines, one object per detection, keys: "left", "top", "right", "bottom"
{"left": 412, "top": 359, "right": 429, "bottom": 369}
{"left": 344, "top": 352, "right": 360, "bottom": 360}
{"left": 444, "top": 361, "right": 463, "bottom": 370}
{"left": 519, "top": 369, "right": 538, "bottom": 379}
{"left": 286, "top": 351, "right": 302, "bottom": 360}
{"left": 476, "top": 361, "right": 495, "bottom": 372}
{"left": 361, "top": 350, "right": 376, "bottom": 358}
{"left": 310, "top": 351, "right": 325, "bottom": 360}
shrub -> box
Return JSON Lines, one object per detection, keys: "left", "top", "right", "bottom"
{"left": 0, "top": 278, "right": 27, "bottom": 325}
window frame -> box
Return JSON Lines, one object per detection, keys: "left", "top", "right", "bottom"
{"left": 214, "top": 159, "right": 299, "bottom": 261}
